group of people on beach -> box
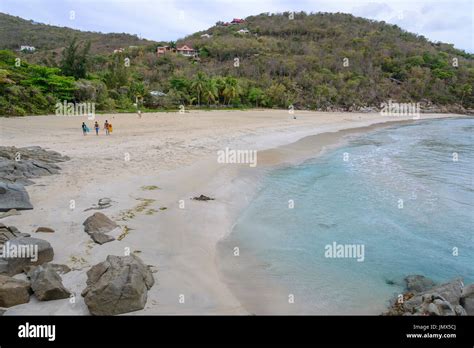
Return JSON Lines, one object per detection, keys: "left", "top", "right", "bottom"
{"left": 82, "top": 120, "right": 113, "bottom": 136}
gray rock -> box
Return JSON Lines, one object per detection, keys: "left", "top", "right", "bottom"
{"left": 81, "top": 255, "right": 154, "bottom": 315}
{"left": 427, "top": 302, "right": 441, "bottom": 316}
{"left": 405, "top": 275, "right": 436, "bottom": 293}
{"left": 404, "top": 278, "right": 463, "bottom": 311}
{"left": 0, "top": 146, "right": 69, "bottom": 186}
{"left": 50, "top": 263, "right": 71, "bottom": 275}
{"left": 90, "top": 232, "right": 115, "bottom": 245}
{"left": 83, "top": 212, "right": 118, "bottom": 234}
{"left": 27, "top": 264, "right": 70, "bottom": 301}
{"left": 460, "top": 284, "right": 474, "bottom": 315}
{"left": 84, "top": 198, "right": 113, "bottom": 212}
{"left": 24, "top": 263, "right": 70, "bottom": 275}
{"left": 0, "top": 224, "right": 29, "bottom": 245}
{"left": 98, "top": 198, "right": 112, "bottom": 206}
{"left": 35, "top": 227, "right": 55, "bottom": 233}
{"left": 0, "top": 183, "right": 33, "bottom": 212}
{"left": 0, "top": 236, "right": 54, "bottom": 276}
{"left": 0, "top": 307, "right": 6, "bottom": 315}
{"left": 192, "top": 194, "right": 214, "bottom": 201}
{"left": 0, "top": 274, "right": 30, "bottom": 307}
{"left": 454, "top": 305, "right": 467, "bottom": 316}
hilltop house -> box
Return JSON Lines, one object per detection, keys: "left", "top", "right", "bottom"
{"left": 176, "top": 45, "right": 197, "bottom": 57}
{"left": 231, "top": 18, "right": 245, "bottom": 24}
{"left": 157, "top": 46, "right": 174, "bottom": 55}
{"left": 237, "top": 29, "right": 250, "bottom": 34}
{"left": 20, "top": 45, "right": 35, "bottom": 52}
{"left": 200, "top": 33, "right": 212, "bottom": 39}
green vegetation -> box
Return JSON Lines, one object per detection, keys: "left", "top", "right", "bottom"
{"left": 141, "top": 185, "right": 160, "bottom": 190}
{"left": 0, "top": 11, "right": 473, "bottom": 116}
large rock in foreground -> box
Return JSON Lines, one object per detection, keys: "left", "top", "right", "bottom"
{"left": 81, "top": 255, "right": 154, "bottom": 315}
{"left": 0, "top": 183, "right": 33, "bottom": 212}
{"left": 28, "top": 264, "right": 71, "bottom": 301}
{"left": 0, "top": 236, "right": 54, "bottom": 276}
{"left": 385, "top": 278, "right": 468, "bottom": 316}
{"left": 404, "top": 278, "right": 463, "bottom": 311}
{"left": 0, "top": 275, "right": 30, "bottom": 307}
{"left": 460, "top": 284, "right": 474, "bottom": 315}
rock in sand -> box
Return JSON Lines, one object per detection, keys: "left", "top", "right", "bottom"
{"left": 27, "top": 264, "right": 70, "bottom": 301}
{"left": 81, "top": 255, "right": 154, "bottom": 315}
{"left": 0, "top": 274, "right": 30, "bottom": 307}
{"left": 0, "top": 183, "right": 33, "bottom": 212}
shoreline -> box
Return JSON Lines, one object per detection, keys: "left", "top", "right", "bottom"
{"left": 0, "top": 111, "right": 465, "bottom": 315}
{"left": 214, "top": 116, "right": 459, "bottom": 315}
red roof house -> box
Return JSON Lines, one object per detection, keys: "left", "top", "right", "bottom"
{"left": 176, "top": 45, "right": 197, "bottom": 57}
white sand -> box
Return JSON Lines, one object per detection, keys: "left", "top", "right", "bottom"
{"left": 0, "top": 110, "right": 460, "bottom": 315}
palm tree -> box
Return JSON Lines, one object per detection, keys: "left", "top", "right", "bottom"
{"left": 203, "top": 78, "right": 218, "bottom": 106}
{"left": 191, "top": 72, "right": 207, "bottom": 106}
{"left": 214, "top": 76, "right": 225, "bottom": 104}
{"left": 222, "top": 77, "right": 241, "bottom": 105}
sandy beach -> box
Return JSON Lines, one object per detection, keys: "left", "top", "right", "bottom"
{"left": 0, "top": 110, "right": 461, "bottom": 315}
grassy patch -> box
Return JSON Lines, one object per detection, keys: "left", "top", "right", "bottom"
{"left": 118, "top": 198, "right": 156, "bottom": 220}
{"left": 118, "top": 225, "right": 133, "bottom": 241}
{"left": 141, "top": 185, "right": 160, "bottom": 191}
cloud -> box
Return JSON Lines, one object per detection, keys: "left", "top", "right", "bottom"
{"left": 351, "top": 2, "right": 394, "bottom": 19}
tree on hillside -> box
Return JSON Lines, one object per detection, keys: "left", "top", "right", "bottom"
{"left": 222, "top": 77, "right": 241, "bottom": 105}
{"left": 60, "top": 37, "right": 91, "bottom": 79}
{"left": 191, "top": 72, "right": 207, "bottom": 106}
{"left": 203, "top": 78, "right": 218, "bottom": 105}
{"left": 104, "top": 52, "right": 130, "bottom": 89}
{"left": 248, "top": 87, "right": 265, "bottom": 107}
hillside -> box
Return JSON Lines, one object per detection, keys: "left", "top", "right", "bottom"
{"left": 0, "top": 12, "right": 156, "bottom": 55}
{"left": 0, "top": 11, "right": 473, "bottom": 116}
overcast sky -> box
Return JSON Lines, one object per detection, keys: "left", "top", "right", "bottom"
{"left": 0, "top": 0, "right": 472, "bottom": 52}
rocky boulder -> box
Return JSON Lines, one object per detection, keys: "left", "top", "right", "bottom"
{"left": 0, "top": 275, "right": 30, "bottom": 307}
{"left": 83, "top": 212, "right": 118, "bottom": 234}
{"left": 385, "top": 278, "right": 467, "bottom": 316}
{"left": 27, "top": 264, "right": 70, "bottom": 301}
{"left": 0, "top": 146, "right": 69, "bottom": 186}
{"left": 0, "top": 224, "right": 29, "bottom": 243}
{"left": 90, "top": 232, "right": 115, "bottom": 245}
{"left": 460, "top": 284, "right": 474, "bottom": 315}
{"left": 0, "top": 236, "right": 54, "bottom": 276}
{"left": 83, "top": 212, "right": 118, "bottom": 245}
{"left": 81, "top": 255, "right": 154, "bottom": 315}
{"left": 0, "top": 183, "right": 33, "bottom": 212}
{"left": 404, "top": 278, "right": 463, "bottom": 312}
{"left": 405, "top": 275, "right": 436, "bottom": 293}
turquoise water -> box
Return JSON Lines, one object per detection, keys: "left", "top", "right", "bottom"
{"left": 223, "top": 118, "right": 474, "bottom": 314}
